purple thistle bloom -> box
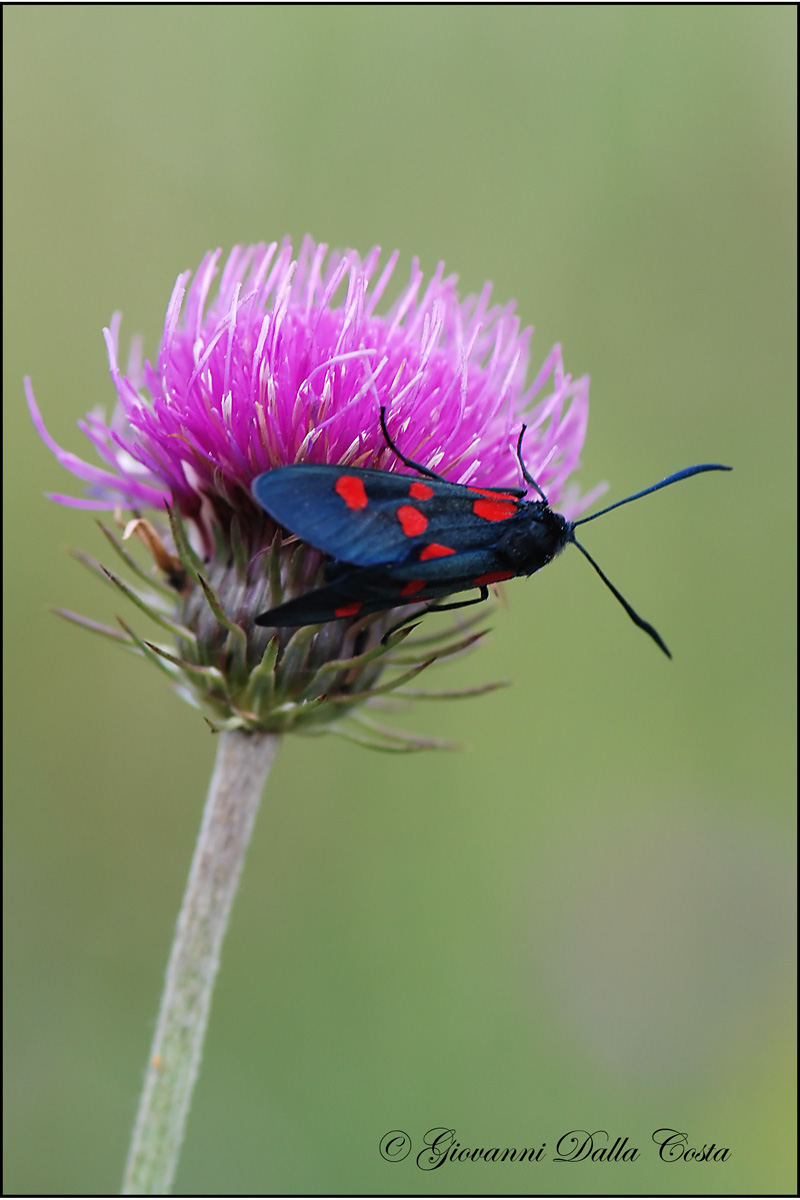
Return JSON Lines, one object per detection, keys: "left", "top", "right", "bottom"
{"left": 26, "top": 239, "right": 596, "bottom": 744}
{"left": 26, "top": 238, "right": 593, "bottom": 532}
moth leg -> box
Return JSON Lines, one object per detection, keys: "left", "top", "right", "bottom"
{"left": 515, "top": 424, "right": 549, "bottom": 502}
{"left": 380, "top": 408, "right": 527, "bottom": 496}
{"left": 424, "top": 585, "right": 490, "bottom": 613}
{"left": 379, "top": 407, "right": 447, "bottom": 481}
{"left": 381, "top": 585, "right": 490, "bottom": 644}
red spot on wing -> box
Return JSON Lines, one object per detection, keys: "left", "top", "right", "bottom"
{"left": 397, "top": 504, "right": 428, "bottom": 536}
{"left": 335, "top": 475, "right": 368, "bottom": 509}
{"left": 409, "top": 481, "right": 434, "bottom": 500}
{"left": 472, "top": 497, "right": 517, "bottom": 522}
{"left": 474, "top": 570, "right": 514, "bottom": 585}
{"left": 400, "top": 579, "right": 427, "bottom": 596}
{"left": 420, "top": 543, "right": 456, "bottom": 560}
{"left": 334, "top": 601, "right": 363, "bottom": 617}
{"left": 469, "top": 487, "right": 518, "bottom": 502}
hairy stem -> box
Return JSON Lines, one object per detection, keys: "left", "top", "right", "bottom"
{"left": 122, "top": 729, "right": 280, "bottom": 1195}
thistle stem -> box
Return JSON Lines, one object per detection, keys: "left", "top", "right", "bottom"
{"left": 122, "top": 729, "right": 280, "bottom": 1195}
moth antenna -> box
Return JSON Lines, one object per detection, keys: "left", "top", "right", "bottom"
{"left": 574, "top": 464, "right": 731, "bottom": 527}
{"left": 571, "top": 536, "right": 672, "bottom": 658}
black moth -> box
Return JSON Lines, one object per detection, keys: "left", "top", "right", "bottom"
{"left": 251, "top": 408, "right": 730, "bottom": 657}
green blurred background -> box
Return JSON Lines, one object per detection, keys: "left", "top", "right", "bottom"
{"left": 4, "top": 7, "right": 795, "bottom": 1194}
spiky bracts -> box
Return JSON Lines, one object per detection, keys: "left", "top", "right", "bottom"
{"left": 56, "top": 507, "right": 502, "bottom": 749}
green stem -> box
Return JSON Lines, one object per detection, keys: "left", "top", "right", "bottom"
{"left": 122, "top": 729, "right": 280, "bottom": 1195}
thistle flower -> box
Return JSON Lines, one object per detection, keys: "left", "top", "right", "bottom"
{"left": 26, "top": 239, "right": 594, "bottom": 1192}
{"left": 26, "top": 237, "right": 591, "bottom": 748}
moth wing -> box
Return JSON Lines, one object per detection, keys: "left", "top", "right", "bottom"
{"left": 252, "top": 465, "right": 498, "bottom": 567}
{"left": 253, "top": 558, "right": 497, "bottom": 628}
